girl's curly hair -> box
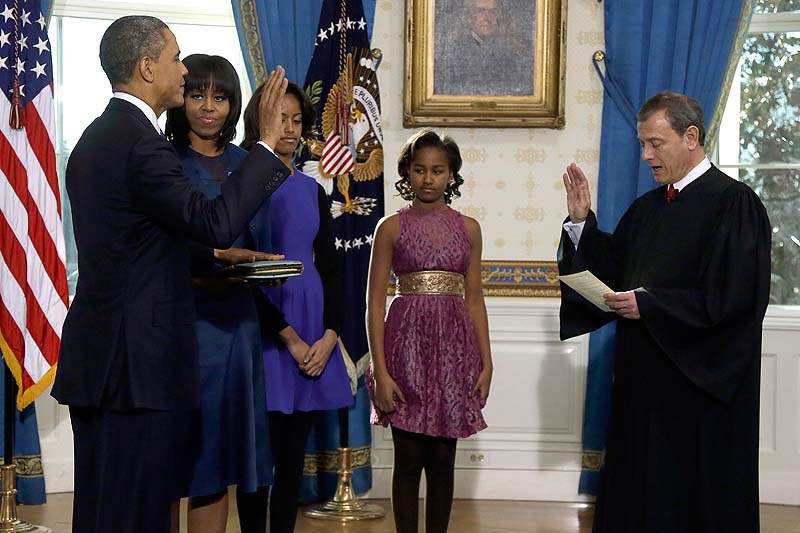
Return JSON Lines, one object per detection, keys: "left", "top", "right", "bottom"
{"left": 395, "top": 130, "right": 464, "bottom": 204}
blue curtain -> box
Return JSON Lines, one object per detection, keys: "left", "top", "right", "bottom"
{"left": 231, "top": 0, "right": 376, "bottom": 88}
{"left": 579, "top": 0, "right": 754, "bottom": 494}
{"left": 0, "top": 360, "right": 45, "bottom": 504}
{"left": 42, "top": 0, "right": 52, "bottom": 23}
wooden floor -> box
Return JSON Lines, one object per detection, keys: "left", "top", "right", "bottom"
{"left": 15, "top": 493, "right": 800, "bottom": 532}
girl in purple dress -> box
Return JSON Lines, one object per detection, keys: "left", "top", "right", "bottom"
{"left": 366, "top": 130, "right": 493, "bottom": 533}
{"left": 241, "top": 82, "right": 352, "bottom": 533}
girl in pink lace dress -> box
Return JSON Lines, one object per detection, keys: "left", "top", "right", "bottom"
{"left": 366, "top": 130, "right": 493, "bottom": 533}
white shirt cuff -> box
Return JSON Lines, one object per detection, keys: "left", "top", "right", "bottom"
{"left": 257, "top": 140, "right": 277, "bottom": 156}
{"left": 563, "top": 220, "right": 586, "bottom": 247}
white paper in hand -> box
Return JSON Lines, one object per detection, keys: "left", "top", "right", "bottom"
{"left": 558, "top": 271, "right": 614, "bottom": 312}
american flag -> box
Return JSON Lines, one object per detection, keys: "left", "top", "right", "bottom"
{"left": 321, "top": 132, "right": 355, "bottom": 176}
{"left": 0, "top": 0, "right": 68, "bottom": 410}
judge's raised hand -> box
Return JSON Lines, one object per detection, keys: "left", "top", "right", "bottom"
{"left": 604, "top": 291, "right": 640, "bottom": 320}
{"left": 562, "top": 162, "right": 592, "bottom": 223}
{"left": 258, "top": 66, "right": 289, "bottom": 150}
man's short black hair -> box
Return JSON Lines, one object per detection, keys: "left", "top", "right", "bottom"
{"left": 99, "top": 16, "right": 169, "bottom": 87}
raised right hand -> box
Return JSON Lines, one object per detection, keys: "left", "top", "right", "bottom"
{"left": 374, "top": 374, "right": 406, "bottom": 414}
{"left": 258, "top": 66, "right": 289, "bottom": 150}
{"left": 562, "top": 162, "right": 592, "bottom": 223}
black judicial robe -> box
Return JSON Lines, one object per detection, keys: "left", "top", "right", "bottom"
{"left": 558, "top": 165, "right": 771, "bottom": 533}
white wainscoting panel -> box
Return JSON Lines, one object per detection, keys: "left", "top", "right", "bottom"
{"left": 758, "top": 306, "right": 800, "bottom": 505}
{"left": 366, "top": 297, "right": 593, "bottom": 502}
{"left": 367, "top": 299, "right": 800, "bottom": 505}
{"left": 33, "top": 386, "right": 73, "bottom": 494}
{"left": 33, "top": 301, "right": 800, "bottom": 504}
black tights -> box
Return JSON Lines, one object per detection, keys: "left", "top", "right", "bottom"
{"left": 236, "top": 486, "right": 268, "bottom": 533}
{"left": 235, "top": 411, "right": 315, "bottom": 533}
{"left": 391, "top": 426, "right": 457, "bottom": 533}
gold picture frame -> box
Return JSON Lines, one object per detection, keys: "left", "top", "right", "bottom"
{"left": 403, "top": 0, "right": 567, "bottom": 128}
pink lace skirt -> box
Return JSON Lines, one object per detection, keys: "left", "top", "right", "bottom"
{"left": 366, "top": 294, "right": 487, "bottom": 438}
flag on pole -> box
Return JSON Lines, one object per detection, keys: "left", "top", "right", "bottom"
{"left": 0, "top": 0, "right": 68, "bottom": 409}
{"left": 299, "top": 0, "right": 384, "bottom": 501}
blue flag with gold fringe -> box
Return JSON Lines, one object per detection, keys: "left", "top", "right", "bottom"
{"left": 299, "top": 0, "right": 384, "bottom": 501}
{"left": 0, "top": 364, "right": 45, "bottom": 504}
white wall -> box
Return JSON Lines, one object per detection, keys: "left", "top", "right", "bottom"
{"left": 372, "top": 0, "right": 605, "bottom": 261}
{"left": 35, "top": 303, "right": 800, "bottom": 504}
{"left": 363, "top": 0, "right": 800, "bottom": 505}
{"left": 367, "top": 298, "right": 592, "bottom": 502}
{"left": 759, "top": 306, "right": 800, "bottom": 505}
{"left": 34, "top": 0, "right": 800, "bottom": 506}
{"left": 363, "top": 302, "right": 800, "bottom": 505}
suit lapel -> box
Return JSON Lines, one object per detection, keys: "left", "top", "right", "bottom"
{"left": 107, "top": 98, "right": 160, "bottom": 134}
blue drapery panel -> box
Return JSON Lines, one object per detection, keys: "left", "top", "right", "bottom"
{"left": 579, "top": 0, "right": 754, "bottom": 494}
{"left": 0, "top": 359, "right": 45, "bottom": 504}
{"left": 42, "top": 0, "right": 51, "bottom": 22}
{"left": 231, "top": 0, "right": 376, "bottom": 88}
{"left": 301, "top": 377, "right": 374, "bottom": 501}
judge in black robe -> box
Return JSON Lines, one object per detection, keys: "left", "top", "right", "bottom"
{"left": 558, "top": 92, "right": 771, "bottom": 533}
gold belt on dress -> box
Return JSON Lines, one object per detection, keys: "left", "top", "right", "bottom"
{"left": 395, "top": 270, "right": 465, "bottom": 296}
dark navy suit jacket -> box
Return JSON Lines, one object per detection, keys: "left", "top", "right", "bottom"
{"left": 52, "top": 98, "right": 289, "bottom": 411}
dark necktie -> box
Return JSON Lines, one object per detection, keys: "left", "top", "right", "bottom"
{"left": 667, "top": 184, "right": 677, "bottom": 204}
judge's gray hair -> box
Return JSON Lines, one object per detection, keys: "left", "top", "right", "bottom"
{"left": 638, "top": 91, "right": 706, "bottom": 146}
{"left": 99, "top": 16, "right": 169, "bottom": 86}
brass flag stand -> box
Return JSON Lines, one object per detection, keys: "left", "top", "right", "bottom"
{"left": 1, "top": 369, "right": 52, "bottom": 533}
{"left": 304, "top": 410, "right": 384, "bottom": 521}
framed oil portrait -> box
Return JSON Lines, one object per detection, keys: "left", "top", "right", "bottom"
{"left": 403, "top": 0, "right": 567, "bottom": 128}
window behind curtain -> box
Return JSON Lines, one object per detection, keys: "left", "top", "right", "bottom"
{"left": 50, "top": 7, "right": 250, "bottom": 294}
{"left": 717, "top": 0, "right": 800, "bottom": 305}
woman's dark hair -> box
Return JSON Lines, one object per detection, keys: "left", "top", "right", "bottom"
{"left": 395, "top": 129, "right": 464, "bottom": 204}
{"left": 165, "top": 54, "right": 242, "bottom": 150}
{"left": 240, "top": 81, "right": 317, "bottom": 151}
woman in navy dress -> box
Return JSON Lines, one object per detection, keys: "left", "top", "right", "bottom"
{"left": 241, "top": 82, "right": 353, "bottom": 532}
{"left": 165, "top": 54, "right": 275, "bottom": 533}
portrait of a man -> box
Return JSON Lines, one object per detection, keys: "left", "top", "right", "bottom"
{"left": 433, "top": 0, "right": 536, "bottom": 96}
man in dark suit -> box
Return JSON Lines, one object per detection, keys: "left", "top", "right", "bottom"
{"left": 51, "top": 15, "right": 289, "bottom": 532}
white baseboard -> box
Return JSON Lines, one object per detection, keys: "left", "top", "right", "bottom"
{"left": 760, "top": 471, "right": 800, "bottom": 505}
{"left": 363, "top": 467, "right": 594, "bottom": 502}
{"left": 42, "top": 458, "right": 73, "bottom": 494}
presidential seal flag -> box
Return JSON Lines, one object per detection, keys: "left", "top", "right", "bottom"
{"left": 0, "top": 0, "right": 67, "bottom": 409}
{"left": 300, "top": 0, "right": 383, "bottom": 502}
